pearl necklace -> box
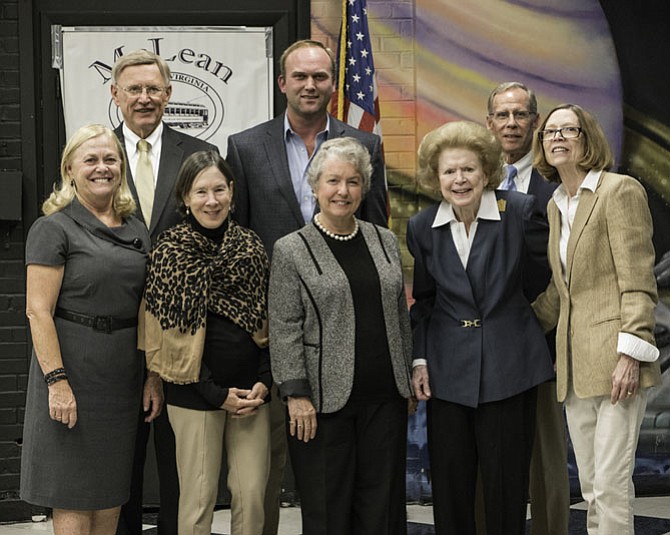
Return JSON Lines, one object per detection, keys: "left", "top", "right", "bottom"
{"left": 314, "top": 214, "right": 359, "bottom": 241}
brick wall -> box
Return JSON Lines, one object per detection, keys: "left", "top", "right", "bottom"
{"left": 0, "top": 0, "right": 30, "bottom": 521}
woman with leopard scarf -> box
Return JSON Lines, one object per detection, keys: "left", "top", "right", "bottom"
{"left": 139, "top": 150, "right": 271, "bottom": 535}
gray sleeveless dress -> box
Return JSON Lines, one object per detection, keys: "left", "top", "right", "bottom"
{"left": 20, "top": 199, "right": 150, "bottom": 510}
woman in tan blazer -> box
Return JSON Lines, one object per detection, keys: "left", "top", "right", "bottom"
{"left": 532, "top": 104, "right": 661, "bottom": 535}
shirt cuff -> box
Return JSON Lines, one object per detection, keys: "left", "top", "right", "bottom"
{"left": 412, "top": 358, "right": 427, "bottom": 368}
{"left": 617, "top": 332, "right": 659, "bottom": 362}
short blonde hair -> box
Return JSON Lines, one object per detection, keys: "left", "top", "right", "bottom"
{"left": 533, "top": 103, "right": 614, "bottom": 183}
{"left": 112, "top": 49, "right": 172, "bottom": 87}
{"left": 43, "top": 124, "right": 136, "bottom": 218}
{"left": 308, "top": 137, "right": 372, "bottom": 194}
{"left": 417, "top": 121, "right": 504, "bottom": 195}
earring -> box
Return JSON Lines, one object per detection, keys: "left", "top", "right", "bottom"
{"left": 185, "top": 206, "right": 190, "bottom": 215}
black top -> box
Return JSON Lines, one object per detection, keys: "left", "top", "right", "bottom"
{"left": 166, "top": 215, "right": 271, "bottom": 411}
{"left": 318, "top": 225, "right": 398, "bottom": 403}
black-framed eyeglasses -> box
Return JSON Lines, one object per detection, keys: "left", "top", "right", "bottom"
{"left": 539, "top": 127, "right": 582, "bottom": 140}
{"left": 488, "top": 110, "right": 536, "bottom": 123}
{"left": 121, "top": 85, "right": 166, "bottom": 97}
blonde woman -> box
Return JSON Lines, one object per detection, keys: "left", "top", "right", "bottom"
{"left": 21, "top": 124, "right": 154, "bottom": 535}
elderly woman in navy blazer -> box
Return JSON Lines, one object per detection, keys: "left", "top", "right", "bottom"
{"left": 269, "top": 137, "right": 413, "bottom": 535}
{"left": 407, "top": 121, "right": 554, "bottom": 535}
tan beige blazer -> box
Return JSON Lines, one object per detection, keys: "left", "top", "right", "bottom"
{"left": 533, "top": 171, "right": 661, "bottom": 401}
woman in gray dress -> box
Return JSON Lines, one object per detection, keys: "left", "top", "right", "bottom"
{"left": 21, "top": 124, "right": 154, "bottom": 535}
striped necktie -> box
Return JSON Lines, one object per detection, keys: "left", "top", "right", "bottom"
{"left": 502, "top": 165, "right": 517, "bottom": 191}
{"left": 135, "top": 139, "right": 155, "bottom": 225}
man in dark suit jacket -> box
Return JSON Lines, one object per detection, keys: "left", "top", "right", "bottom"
{"left": 226, "top": 39, "right": 388, "bottom": 534}
{"left": 111, "top": 49, "right": 217, "bottom": 535}
{"left": 486, "top": 82, "right": 569, "bottom": 535}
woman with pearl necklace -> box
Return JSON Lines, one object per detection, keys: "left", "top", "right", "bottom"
{"left": 268, "top": 136, "right": 413, "bottom": 535}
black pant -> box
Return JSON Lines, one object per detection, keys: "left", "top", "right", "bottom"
{"left": 428, "top": 388, "right": 537, "bottom": 535}
{"left": 117, "top": 407, "right": 179, "bottom": 535}
{"left": 288, "top": 397, "right": 408, "bottom": 535}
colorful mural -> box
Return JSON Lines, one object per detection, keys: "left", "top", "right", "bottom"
{"left": 313, "top": 0, "right": 670, "bottom": 500}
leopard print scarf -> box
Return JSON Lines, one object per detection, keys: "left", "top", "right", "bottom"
{"left": 139, "top": 219, "right": 268, "bottom": 384}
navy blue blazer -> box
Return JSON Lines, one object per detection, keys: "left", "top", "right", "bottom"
{"left": 407, "top": 191, "right": 554, "bottom": 407}
{"left": 524, "top": 168, "right": 558, "bottom": 300}
{"left": 524, "top": 169, "right": 558, "bottom": 363}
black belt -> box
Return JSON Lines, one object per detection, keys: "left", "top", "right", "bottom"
{"left": 55, "top": 307, "right": 137, "bottom": 334}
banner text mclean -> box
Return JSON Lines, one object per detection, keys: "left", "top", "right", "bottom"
{"left": 89, "top": 39, "right": 233, "bottom": 84}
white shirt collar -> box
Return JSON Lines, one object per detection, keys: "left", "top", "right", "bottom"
{"left": 553, "top": 168, "right": 602, "bottom": 202}
{"left": 123, "top": 122, "right": 163, "bottom": 155}
{"left": 432, "top": 190, "right": 501, "bottom": 228}
{"left": 513, "top": 151, "right": 533, "bottom": 178}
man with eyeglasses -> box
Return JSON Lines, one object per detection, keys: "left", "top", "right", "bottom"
{"left": 111, "top": 49, "right": 218, "bottom": 535}
{"left": 485, "top": 82, "right": 569, "bottom": 535}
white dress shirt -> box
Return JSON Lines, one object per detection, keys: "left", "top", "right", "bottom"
{"left": 123, "top": 123, "right": 163, "bottom": 186}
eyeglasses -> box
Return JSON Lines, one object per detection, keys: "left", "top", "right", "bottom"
{"left": 489, "top": 110, "right": 536, "bottom": 123}
{"left": 539, "top": 127, "right": 582, "bottom": 141}
{"left": 120, "top": 85, "right": 166, "bottom": 97}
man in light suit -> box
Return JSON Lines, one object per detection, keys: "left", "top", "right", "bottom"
{"left": 226, "top": 39, "right": 389, "bottom": 534}
{"left": 111, "top": 49, "right": 218, "bottom": 535}
{"left": 486, "top": 81, "right": 569, "bottom": 535}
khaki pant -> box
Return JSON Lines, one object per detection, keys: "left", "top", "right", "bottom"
{"left": 565, "top": 387, "right": 647, "bottom": 535}
{"left": 168, "top": 403, "right": 271, "bottom": 535}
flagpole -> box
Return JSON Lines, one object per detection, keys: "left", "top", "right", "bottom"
{"left": 336, "top": 0, "right": 347, "bottom": 120}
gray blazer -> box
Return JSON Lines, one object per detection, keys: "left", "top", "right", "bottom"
{"left": 268, "top": 221, "right": 413, "bottom": 413}
{"left": 115, "top": 123, "right": 218, "bottom": 241}
{"left": 226, "top": 115, "right": 388, "bottom": 257}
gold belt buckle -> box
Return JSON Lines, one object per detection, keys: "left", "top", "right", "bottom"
{"left": 460, "top": 319, "right": 481, "bottom": 328}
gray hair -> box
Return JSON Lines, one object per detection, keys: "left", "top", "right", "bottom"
{"left": 307, "top": 137, "right": 372, "bottom": 194}
{"left": 487, "top": 81, "right": 537, "bottom": 114}
{"left": 112, "top": 49, "right": 171, "bottom": 87}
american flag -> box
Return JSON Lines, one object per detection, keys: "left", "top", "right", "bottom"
{"left": 331, "top": 0, "right": 382, "bottom": 138}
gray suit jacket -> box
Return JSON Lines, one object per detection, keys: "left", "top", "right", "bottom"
{"left": 268, "top": 221, "right": 413, "bottom": 413}
{"left": 226, "top": 115, "right": 388, "bottom": 257}
{"left": 115, "top": 123, "right": 218, "bottom": 241}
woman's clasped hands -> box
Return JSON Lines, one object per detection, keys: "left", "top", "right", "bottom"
{"left": 221, "top": 382, "right": 268, "bottom": 417}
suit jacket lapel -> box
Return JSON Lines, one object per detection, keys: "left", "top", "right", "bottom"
{"left": 565, "top": 187, "right": 598, "bottom": 286}
{"left": 152, "top": 126, "right": 184, "bottom": 235}
{"left": 466, "top": 218, "right": 499, "bottom": 309}
{"left": 527, "top": 171, "right": 541, "bottom": 196}
{"left": 114, "top": 125, "right": 144, "bottom": 226}
{"left": 329, "top": 118, "right": 347, "bottom": 139}
{"left": 264, "top": 117, "right": 306, "bottom": 225}
{"left": 547, "top": 202, "right": 568, "bottom": 295}
{"left": 433, "top": 224, "right": 477, "bottom": 306}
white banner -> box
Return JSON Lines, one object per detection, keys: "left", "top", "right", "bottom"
{"left": 57, "top": 26, "right": 273, "bottom": 154}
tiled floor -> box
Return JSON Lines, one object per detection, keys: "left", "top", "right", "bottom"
{"left": 1, "top": 497, "right": 669, "bottom": 534}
